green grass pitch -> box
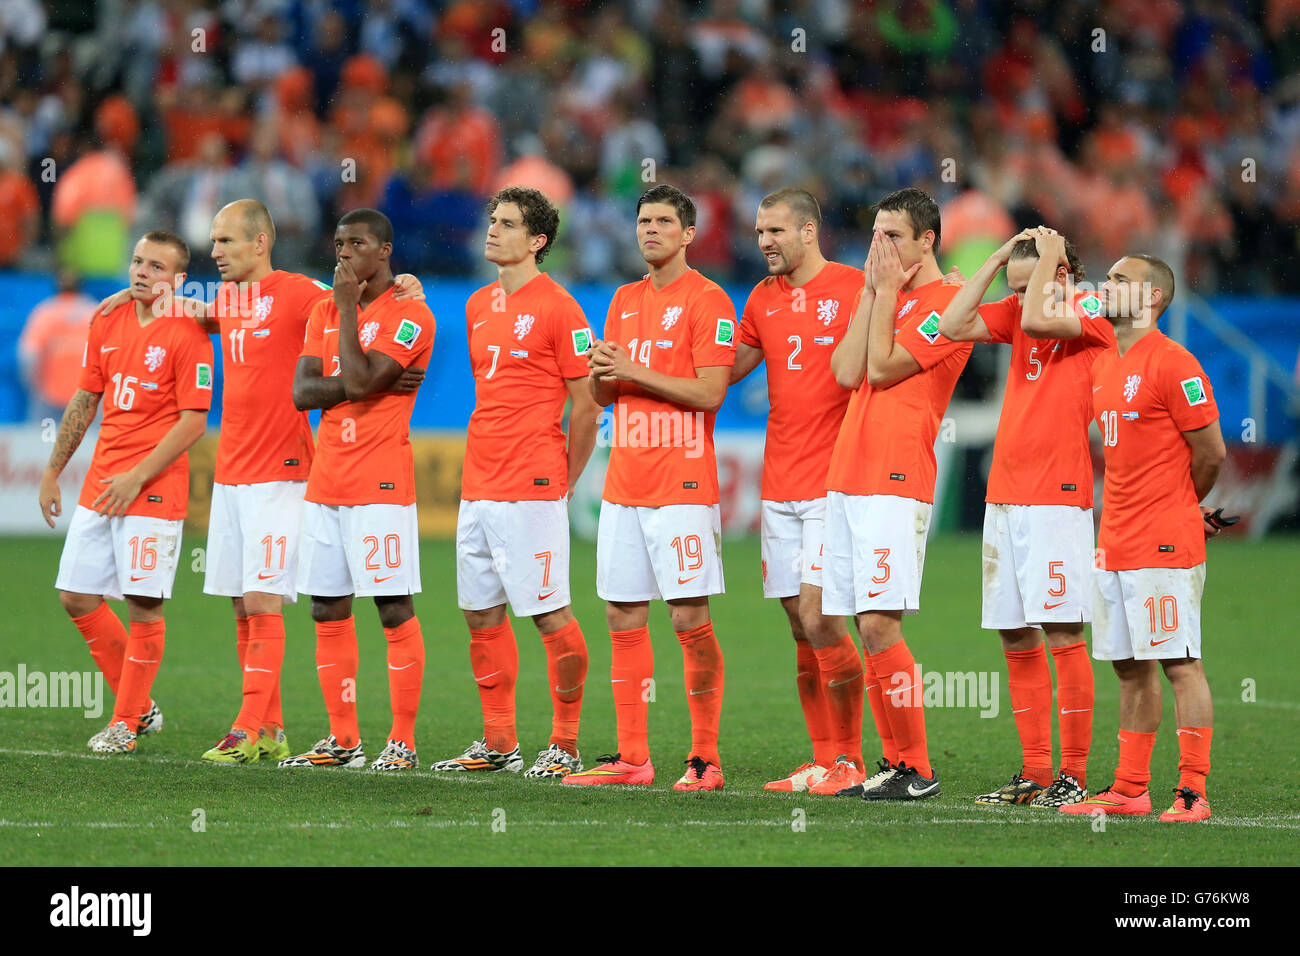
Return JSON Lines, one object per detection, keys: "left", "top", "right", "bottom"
{"left": 1, "top": 533, "right": 1296, "bottom": 866}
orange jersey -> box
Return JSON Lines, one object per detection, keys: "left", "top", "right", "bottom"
{"left": 1092, "top": 330, "right": 1218, "bottom": 570}
{"left": 212, "top": 270, "right": 332, "bottom": 485}
{"left": 981, "top": 289, "right": 1114, "bottom": 507}
{"left": 600, "top": 269, "right": 737, "bottom": 507}
{"left": 301, "top": 287, "right": 435, "bottom": 506}
{"left": 826, "top": 279, "right": 969, "bottom": 501}
{"left": 462, "top": 273, "right": 594, "bottom": 501}
{"left": 77, "top": 301, "right": 214, "bottom": 519}
{"left": 739, "top": 261, "right": 860, "bottom": 501}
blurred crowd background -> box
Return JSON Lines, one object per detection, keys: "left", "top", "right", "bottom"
{"left": 2, "top": 0, "right": 1297, "bottom": 291}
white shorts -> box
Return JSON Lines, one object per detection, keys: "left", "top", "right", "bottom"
{"left": 596, "top": 501, "right": 724, "bottom": 602}
{"left": 823, "top": 492, "right": 931, "bottom": 616}
{"left": 1092, "top": 564, "right": 1205, "bottom": 661}
{"left": 55, "top": 505, "right": 183, "bottom": 601}
{"left": 203, "top": 481, "right": 306, "bottom": 602}
{"left": 760, "top": 498, "right": 826, "bottom": 599}
{"left": 457, "top": 498, "right": 571, "bottom": 617}
{"left": 297, "top": 501, "right": 421, "bottom": 598}
{"left": 981, "top": 503, "right": 1093, "bottom": 629}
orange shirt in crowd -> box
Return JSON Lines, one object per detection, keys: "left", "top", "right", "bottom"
{"left": 462, "top": 273, "right": 593, "bottom": 501}
{"left": 301, "top": 286, "right": 435, "bottom": 506}
{"left": 50, "top": 150, "right": 137, "bottom": 228}
{"left": 826, "top": 279, "right": 969, "bottom": 502}
{"left": 0, "top": 169, "right": 39, "bottom": 264}
{"left": 980, "top": 289, "right": 1114, "bottom": 507}
{"left": 1092, "top": 329, "right": 1219, "bottom": 571}
{"left": 19, "top": 291, "right": 97, "bottom": 407}
{"left": 211, "top": 270, "right": 332, "bottom": 486}
{"left": 601, "top": 269, "right": 737, "bottom": 507}
{"left": 739, "top": 261, "right": 860, "bottom": 502}
{"left": 77, "top": 300, "right": 214, "bottom": 519}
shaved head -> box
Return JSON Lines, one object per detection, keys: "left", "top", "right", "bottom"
{"left": 1130, "top": 254, "right": 1175, "bottom": 317}
{"left": 220, "top": 199, "right": 276, "bottom": 249}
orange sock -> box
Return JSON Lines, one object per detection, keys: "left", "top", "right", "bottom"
{"left": 1004, "top": 644, "right": 1053, "bottom": 786}
{"left": 610, "top": 626, "right": 653, "bottom": 765}
{"left": 677, "top": 621, "right": 724, "bottom": 766}
{"left": 315, "top": 617, "right": 359, "bottom": 748}
{"left": 1175, "top": 726, "right": 1212, "bottom": 796}
{"left": 233, "top": 613, "right": 285, "bottom": 739}
{"left": 235, "top": 615, "right": 250, "bottom": 669}
{"left": 71, "top": 601, "right": 126, "bottom": 695}
{"left": 111, "top": 619, "right": 165, "bottom": 727}
{"left": 1050, "top": 641, "right": 1094, "bottom": 786}
{"left": 540, "top": 618, "right": 587, "bottom": 756}
{"left": 384, "top": 616, "right": 424, "bottom": 746}
{"left": 871, "top": 640, "right": 931, "bottom": 778}
{"left": 862, "top": 645, "right": 898, "bottom": 765}
{"left": 469, "top": 619, "right": 518, "bottom": 753}
{"left": 813, "top": 635, "right": 864, "bottom": 770}
{"left": 1114, "top": 729, "right": 1157, "bottom": 797}
{"left": 795, "top": 641, "right": 835, "bottom": 767}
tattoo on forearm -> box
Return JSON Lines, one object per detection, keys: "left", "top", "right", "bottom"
{"left": 48, "top": 391, "right": 99, "bottom": 474}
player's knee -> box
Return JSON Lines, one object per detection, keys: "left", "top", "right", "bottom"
{"left": 310, "top": 596, "right": 348, "bottom": 623}
{"left": 533, "top": 605, "right": 573, "bottom": 633}
{"left": 59, "top": 590, "right": 100, "bottom": 619}
{"left": 668, "top": 603, "right": 709, "bottom": 633}
{"left": 374, "top": 596, "right": 414, "bottom": 630}
{"left": 605, "top": 602, "right": 646, "bottom": 632}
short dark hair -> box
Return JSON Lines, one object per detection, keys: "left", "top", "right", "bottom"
{"left": 1131, "top": 254, "right": 1176, "bottom": 316}
{"left": 636, "top": 183, "right": 696, "bottom": 230}
{"left": 141, "top": 229, "right": 190, "bottom": 272}
{"left": 872, "top": 186, "right": 941, "bottom": 252}
{"left": 337, "top": 208, "right": 393, "bottom": 245}
{"left": 487, "top": 186, "right": 561, "bottom": 263}
{"left": 1009, "top": 236, "right": 1085, "bottom": 280}
{"left": 760, "top": 187, "right": 822, "bottom": 230}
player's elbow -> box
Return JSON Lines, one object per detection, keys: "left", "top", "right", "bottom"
{"left": 865, "top": 364, "right": 893, "bottom": 388}
{"left": 832, "top": 361, "right": 863, "bottom": 390}
{"left": 1019, "top": 317, "right": 1056, "bottom": 340}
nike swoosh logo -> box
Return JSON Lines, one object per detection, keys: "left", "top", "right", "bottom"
{"left": 766, "top": 307, "right": 780, "bottom": 316}
{"left": 1093, "top": 385, "right": 1104, "bottom": 392}
{"left": 388, "top": 661, "right": 417, "bottom": 670}
{"left": 688, "top": 687, "right": 718, "bottom": 696}
{"left": 885, "top": 685, "right": 913, "bottom": 697}
{"left": 244, "top": 665, "right": 272, "bottom": 673}
{"left": 1176, "top": 729, "right": 1203, "bottom": 737}
{"left": 827, "top": 677, "right": 857, "bottom": 688}
{"left": 1043, "top": 601, "right": 1068, "bottom": 610}
{"left": 100, "top": 346, "right": 119, "bottom": 353}
{"left": 1150, "top": 636, "right": 1176, "bottom": 646}
{"left": 373, "top": 574, "right": 396, "bottom": 583}
{"left": 907, "top": 781, "right": 938, "bottom": 797}
{"left": 1060, "top": 708, "right": 1090, "bottom": 714}
{"left": 621, "top": 311, "right": 637, "bottom": 318}
{"left": 316, "top": 663, "right": 334, "bottom": 670}
{"left": 809, "top": 564, "right": 822, "bottom": 571}
{"left": 473, "top": 670, "right": 502, "bottom": 683}
{"left": 324, "top": 327, "right": 339, "bottom": 334}
{"left": 610, "top": 679, "right": 628, "bottom": 683}
{"left": 258, "top": 571, "right": 282, "bottom": 580}
{"left": 1012, "top": 707, "right": 1032, "bottom": 714}
{"left": 128, "top": 657, "right": 159, "bottom": 664}
{"left": 555, "top": 684, "right": 584, "bottom": 694}
{"left": 677, "top": 575, "right": 699, "bottom": 585}
{"left": 473, "top": 321, "right": 488, "bottom": 330}
{"left": 537, "top": 589, "right": 558, "bottom": 601}
{"left": 130, "top": 575, "right": 149, "bottom": 582}
{"left": 867, "top": 589, "right": 887, "bottom": 598}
